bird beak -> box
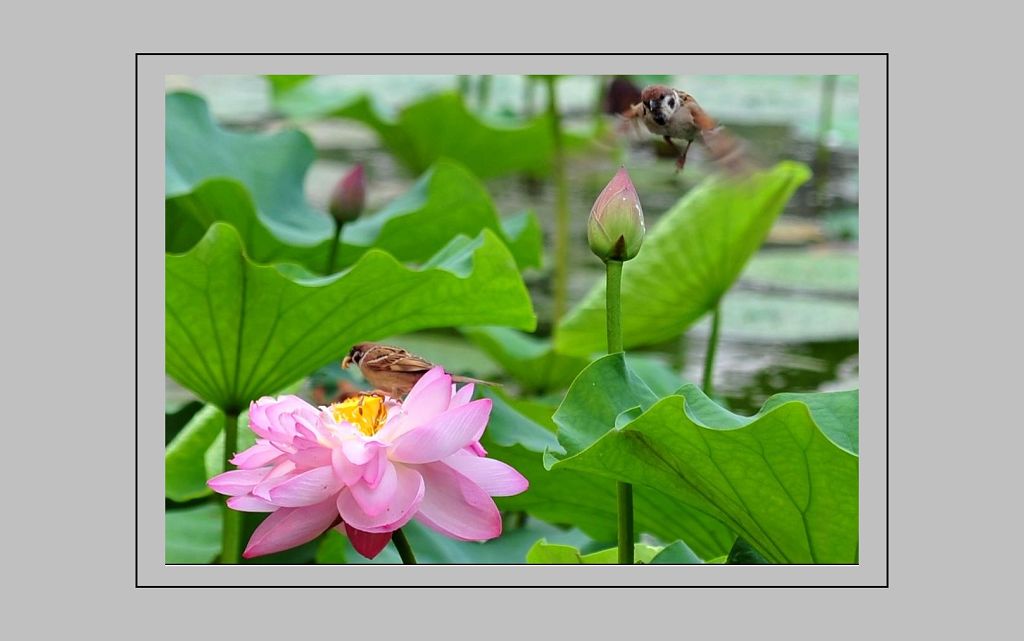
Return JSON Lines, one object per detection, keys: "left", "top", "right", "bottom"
{"left": 341, "top": 355, "right": 353, "bottom": 369}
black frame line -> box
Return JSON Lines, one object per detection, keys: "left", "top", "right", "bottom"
{"left": 138, "top": 52, "right": 888, "bottom": 585}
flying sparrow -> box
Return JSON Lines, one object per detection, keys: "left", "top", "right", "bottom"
{"left": 341, "top": 342, "right": 497, "bottom": 398}
{"left": 622, "top": 84, "right": 749, "bottom": 173}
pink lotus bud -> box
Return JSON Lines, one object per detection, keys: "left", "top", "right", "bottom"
{"left": 329, "top": 164, "right": 366, "bottom": 224}
{"left": 587, "top": 167, "right": 645, "bottom": 262}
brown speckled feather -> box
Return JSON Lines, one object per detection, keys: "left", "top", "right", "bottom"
{"left": 342, "top": 342, "right": 497, "bottom": 398}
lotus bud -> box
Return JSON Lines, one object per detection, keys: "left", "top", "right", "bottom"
{"left": 587, "top": 166, "right": 645, "bottom": 262}
{"left": 329, "top": 164, "right": 366, "bottom": 224}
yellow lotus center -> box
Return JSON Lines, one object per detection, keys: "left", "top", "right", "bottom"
{"left": 329, "top": 395, "right": 388, "bottom": 436}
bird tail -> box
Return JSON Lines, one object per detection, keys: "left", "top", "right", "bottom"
{"left": 451, "top": 375, "right": 501, "bottom": 388}
{"left": 697, "top": 125, "right": 756, "bottom": 177}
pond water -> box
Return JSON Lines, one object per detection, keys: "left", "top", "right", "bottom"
{"left": 166, "top": 74, "right": 859, "bottom": 416}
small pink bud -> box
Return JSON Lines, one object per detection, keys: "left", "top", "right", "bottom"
{"left": 329, "top": 164, "right": 366, "bottom": 224}
{"left": 587, "top": 167, "right": 645, "bottom": 262}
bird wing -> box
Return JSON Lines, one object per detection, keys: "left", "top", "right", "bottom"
{"left": 675, "top": 90, "right": 718, "bottom": 132}
{"left": 366, "top": 346, "right": 435, "bottom": 373}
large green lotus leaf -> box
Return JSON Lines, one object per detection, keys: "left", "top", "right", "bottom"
{"left": 479, "top": 389, "right": 736, "bottom": 560}
{"left": 166, "top": 179, "right": 333, "bottom": 271}
{"left": 168, "top": 500, "right": 321, "bottom": 565}
{"left": 624, "top": 354, "right": 695, "bottom": 398}
{"left": 166, "top": 503, "right": 221, "bottom": 564}
{"left": 390, "top": 92, "right": 564, "bottom": 178}
{"left": 762, "top": 391, "right": 858, "bottom": 456}
{"left": 500, "top": 209, "right": 544, "bottom": 271}
{"left": 167, "top": 395, "right": 308, "bottom": 503}
{"left": 166, "top": 223, "right": 535, "bottom": 412}
{"left": 166, "top": 163, "right": 542, "bottom": 273}
{"left": 650, "top": 540, "right": 704, "bottom": 564}
{"left": 548, "top": 354, "right": 858, "bottom": 563}
{"left": 167, "top": 403, "right": 283, "bottom": 502}
{"left": 165, "top": 404, "right": 224, "bottom": 502}
{"left": 270, "top": 78, "right": 591, "bottom": 178}
{"left": 525, "top": 540, "right": 663, "bottom": 564}
{"left": 202, "top": 412, "right": 257, "bottom": 487}
{"left": 554, "top": 162, "right": 812, "bottom": 355}
{"left": 726, "top": 537, "right": 771, "bottom": 564}
{"left": 166, "top": 92, "right": 333, "bottom": 245}
{"left": 339, "top": 159, "right": 542, "bottom": 268}
{"left": 316, "top": 519, "right": 591, "bottom": 564}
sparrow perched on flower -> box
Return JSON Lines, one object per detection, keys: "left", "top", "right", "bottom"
{"left": 622, "top": 84, "right": 749, "bottom": 173}
{"left": 342, "top": 342, "right": 497, "bottom": 398}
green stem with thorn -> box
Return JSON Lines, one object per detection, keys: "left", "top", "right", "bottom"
{"left": 392, "top": 528, "right": 417, "bottom": 564}
{"left": 220, "top": 410, "right": 241, "bottom": 564}
{"left": 546, "top": 75, "right": 570, "bottom": 325}
{"left": 606, "top": 259, "right": 633, "bottom": 564}
{"left": 702, "top": 303, "right": 722, "bottom": 396}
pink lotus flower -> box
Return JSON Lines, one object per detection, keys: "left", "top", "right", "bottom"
{"left": 207, "top": 368, "right": 527, "bottom": 560}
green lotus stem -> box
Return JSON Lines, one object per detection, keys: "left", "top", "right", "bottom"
{"left": 605, "top": 259, "right": 633, "bottom": 564}
{"left": 814, "top": 75, "right": 837, "bottom": 214}
{"left": 221, "top": 411, "right": 242, "bottom": 564}
{"left": 514, "top": 511, "right": 528, "bottom": 529}
{"left": 670, "top": 333, "right": 687, "bottom": 372}
{"left": 702, "top": 303, "right": 722, "bottom": 396}
{"left": 392, "top": 528, "right": 417, "bottom": 564}
{"left": 477, "top": 74, "right": 492, "bottom": 110}
{"left": 606, "top": 260, "right": 624, "bottom": 353}
{"left": 523, "top": 76, "right": 536, "bottom": 118}
{"left": 325, "top": 220, "right": 343, "bottom": 274}
{"left": 617, "top": 481, "right": 634, "bottom": 564}
{"left": 546, "top": 75, "right": 570, "bottom": 325}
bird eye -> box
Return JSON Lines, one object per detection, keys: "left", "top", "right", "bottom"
{"left": 668, "top": 97, "right": 675, "bottom": 108}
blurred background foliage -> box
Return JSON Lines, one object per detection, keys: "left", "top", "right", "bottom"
{"left": 166, "top": 73, "right": 858, "bottom": 415}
